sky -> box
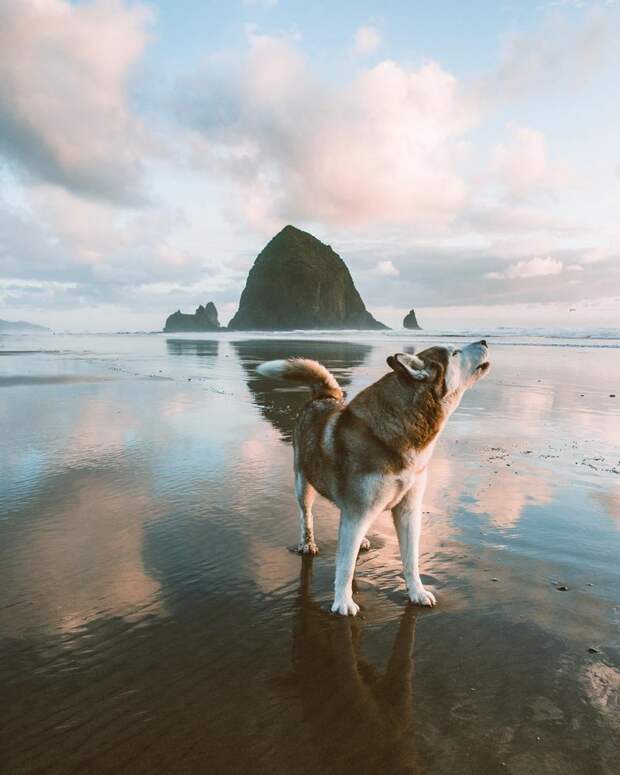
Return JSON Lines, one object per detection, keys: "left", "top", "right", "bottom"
{"left": 0, "top": 0, "right": 619, "bottom": 332}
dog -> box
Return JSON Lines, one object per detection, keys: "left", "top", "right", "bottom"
{"left": 257, "top": 340, "right": 490, "bottom": 615}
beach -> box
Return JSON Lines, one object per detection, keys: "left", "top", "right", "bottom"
{"left": 1, "top": 331, "right": 619, "bottom": 774}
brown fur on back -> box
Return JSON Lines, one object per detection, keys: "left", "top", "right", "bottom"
{"left": 295, "top": 397, "right": 344, "bottom": 499}
{"left": 295, "top": 347, "right": 450, "bottom": 502}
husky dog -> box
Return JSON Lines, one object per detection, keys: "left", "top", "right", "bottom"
{"left": 257, "top": 341, "right": 490, "bottom": 616}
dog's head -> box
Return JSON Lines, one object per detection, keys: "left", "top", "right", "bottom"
{"left": 387, "top": 340, "right": 490, "bottom": 399}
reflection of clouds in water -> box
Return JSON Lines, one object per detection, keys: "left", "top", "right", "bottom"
{"left": 160, "top": 390, "right": 195, "bottom": 417}
{"left": 64, "top": 397, "right": 136, "bottom": 465}
{"left": 569, "top": 404, "right": 620, "bottom": 450}
{"left": 158, "top": 390, "right": 239, "bottom": 442}
{"left": 425, "top": 453, "right": 553, "bottom": 531}
{"left": 0, "top": 389, "right": 76, "bottom": 498}
{"left": 472, "top": 464, "right": 553, "bottom": 529}
{"left": 425, "top": 455, "right": 456, "bottom": 511}
{"left": 232, "top": 424, "right": 290, "bottom": 510}
{"left": 495, "top": 368, "right": 619, "bottom": 454}
{"left": 0, "top": 473, "right": 164, "bottom": 637}
{"left": 239, "top": 432, "right": 280, "bottom": 467}
{"left": 594, "top": 483, "right": 620, "bottom": 529}
{"left": 416, "top": 455, "right": 463, "bottom": 555}
{"left": 0, "top": 391, "right": 142, "bottom": 520}
{"left": 501, "top": 384, "right": 555, "bottom": 431}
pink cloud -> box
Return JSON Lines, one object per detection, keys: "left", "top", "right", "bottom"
{"left": 491, "top": 126, "right": 574, "bottom": 201}
{"left": 186, "top": 35, "right": 480, "bottom": 232}
{"left": 0, "top": 0, "right": 154, "bottom": 202}
{"left": 486, "top": 256, "right": 564, "bottom": 280}
{"left": 353, "top": 25, "right": 382, "bottom": 55}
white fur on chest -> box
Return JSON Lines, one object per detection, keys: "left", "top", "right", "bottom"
{"left": 402, "top": 437, "right": 438, "bottom": 472}
{"left": 377, "top": 441, "right": 436, "bottom": 511}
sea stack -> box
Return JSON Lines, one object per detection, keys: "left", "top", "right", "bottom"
{"left": 228, "top": 225, "right": 388, "bottom": 330}
{"left": 403, "top": 309, "right": 421, "bottom": 330}
{"left": 163, "top": 302, "right": 220, "bottom": 332}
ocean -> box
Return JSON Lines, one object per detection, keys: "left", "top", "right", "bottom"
{"left": 1, "top": 329, "right": 619, "bottom": 774}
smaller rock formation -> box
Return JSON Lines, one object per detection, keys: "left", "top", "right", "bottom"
{"left": 403, "top": 309, "right": 421, "bottom": 330}
{"left": 164, "top": 302, "right": 220, "bottom": 332}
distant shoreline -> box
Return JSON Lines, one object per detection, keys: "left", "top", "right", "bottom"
{"left": 3, "top": 327, "right": 620, "bottom": 345}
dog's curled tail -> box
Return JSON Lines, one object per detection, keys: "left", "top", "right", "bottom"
{"left": 256, "top": 358, "right": 343, "bottom": 400}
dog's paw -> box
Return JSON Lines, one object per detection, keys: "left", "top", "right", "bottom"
{"left": 409, "top": 586, "right": 437, "bottom": 607}
{"left": 331, "top": 597, "right": 360, "bottom": 616}
{"left": 297, "top": 541, "right": 319, "bottom": 556}
{"left": 359, "top": 537, "right": 371, "bottom": 552}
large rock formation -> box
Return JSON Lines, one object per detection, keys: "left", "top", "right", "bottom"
{"left": 403, "top": 309, "right": 421, "bottom": 330}
{"left": 164, "top": 302, "right": 220, "bottom": 332}
{"left": 0, "top": 318, "right": 50, "bottom": 332}
{"left": 228, "top": 225, "right": 388, "bottom": 330}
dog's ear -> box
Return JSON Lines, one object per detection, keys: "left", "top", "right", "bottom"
{"left": 387, "top": 353, "right": 431, "bottom": 382}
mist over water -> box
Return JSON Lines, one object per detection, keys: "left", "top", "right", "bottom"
{"left": 1, "top": 332, "right": 619, "bottom": 774}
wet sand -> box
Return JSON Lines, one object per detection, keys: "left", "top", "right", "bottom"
{"left": 1, "top": 333, "right": 619, "bottom": 774}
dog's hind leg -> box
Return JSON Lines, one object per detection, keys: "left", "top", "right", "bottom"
{"left": 295, "top": 471, "right": 319, "bottom": 555}
{"left": 331, "top": 510, "right": 378, "bottom": 615}
{"left": 392, "top": 472, "right": 436, "bottom": 607}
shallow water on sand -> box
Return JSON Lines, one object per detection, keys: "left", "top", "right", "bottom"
{"left": 1, "top": 332, "right": 619, "bottom": 774}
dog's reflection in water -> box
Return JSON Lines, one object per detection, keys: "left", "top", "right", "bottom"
{"left": 291, "top": 558, "right": 423, "bottom": 775}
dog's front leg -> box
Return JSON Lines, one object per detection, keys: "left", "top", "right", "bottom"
{"left": 392, "top": 472, "right": 436, "bottom": 607}
{"left": 331, "top": 511, "right": 376, "bottom": 616}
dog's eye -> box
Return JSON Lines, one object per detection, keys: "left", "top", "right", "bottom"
{"left": 452, "top": 350, "right": 461, "bottom": 357}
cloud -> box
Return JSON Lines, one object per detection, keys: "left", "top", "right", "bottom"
{"left": 1, "top": 7, "right": 618, "bottom": 330}
{"left": 353, "top": 25, "right": 382, "bottom": 55}
{"left": 180, "top": 33, "right": 479, "bottom": 231}
{"left": 581, "top": 241, "right": 620, "bottom": 264}
{"left": 465, "top": 205, "right": 578, "bottom": 235}
{"left": 374, "top": 259, "right": 399, "bottom": 276}
{"left": 0, "top": 0, "right": 153, "bottom": 204}
{"left": 485, "top": 256, "right": 564, "bottom": 280}
{"left": 0, "top": 175, "right": 251, "bottom": 329}
{"left": 0, "top": 277, "right": 78, "bottom": 301}
{"left": 0, "top": 181, "right": 212, "bottom": 291}
{"left": 345, "top": 240, "right": 620, "bottom": 310}
{"left": 487, "top": 9, "right": 618, "bottom": 100}
{"left": 491, "top": 126, "right": 574, "bottom": 201}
